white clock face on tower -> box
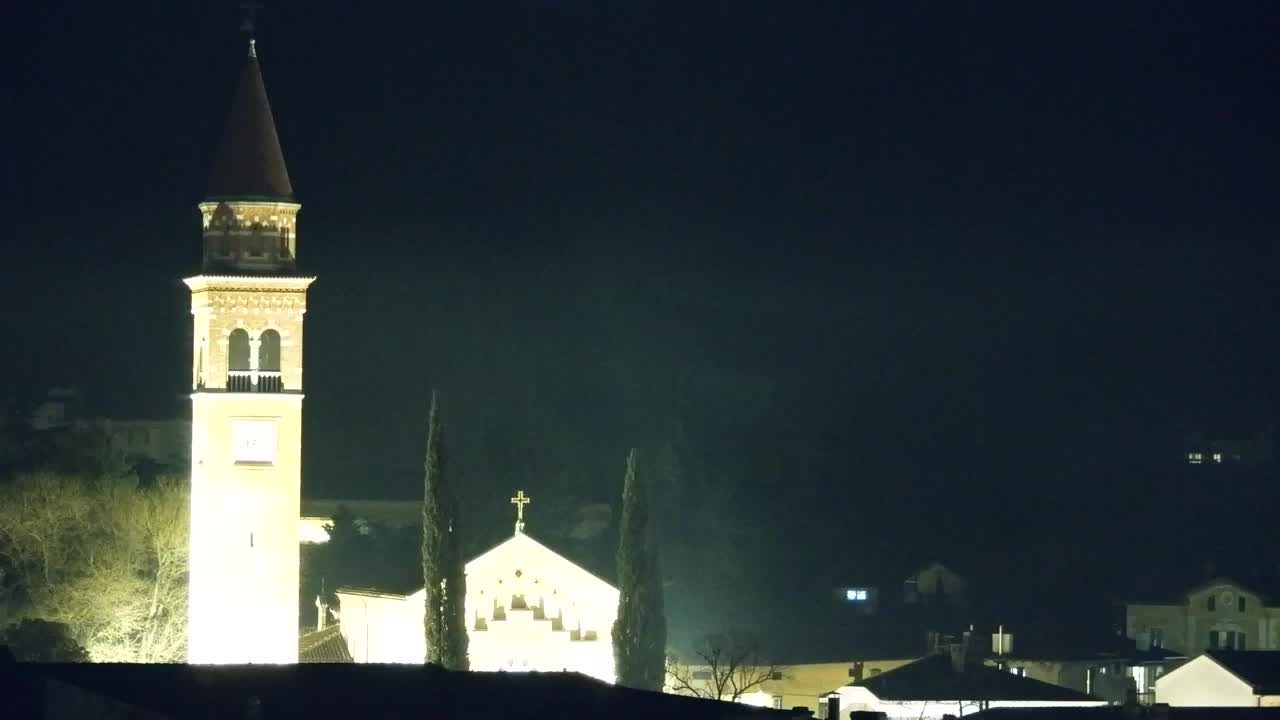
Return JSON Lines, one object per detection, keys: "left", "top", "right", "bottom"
{"left": 231, "top": 419, "right": 278, "bottom": 464}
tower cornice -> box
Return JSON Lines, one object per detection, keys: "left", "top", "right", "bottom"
{"left": 184, "top": 275, "right": 316, "bottom": 293}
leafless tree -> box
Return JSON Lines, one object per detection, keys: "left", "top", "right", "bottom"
{"left": 0, "top": 473, "right": 188, "bottom": 661}
{"left": 666, "top": 630, "right": 785, "bottom": 703}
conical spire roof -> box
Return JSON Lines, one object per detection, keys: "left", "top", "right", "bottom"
{"left": 206, "top": 40, "right": 294, "bottom": 201}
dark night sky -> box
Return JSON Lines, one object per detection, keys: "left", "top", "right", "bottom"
{"left": 2, "top": 1, "right": 1278, "bottom": 637}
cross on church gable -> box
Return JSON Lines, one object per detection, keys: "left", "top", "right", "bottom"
{"left": 510, "top": 490, "right": 531, "bottom": 534}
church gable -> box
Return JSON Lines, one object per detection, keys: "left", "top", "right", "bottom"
{"left": 337, "top": 530, "right": 619, "bottom": 679}
{"left": 467, "top": 532, "right": 617, "bottom": 600}
{"left": 462, "top": 532, "right": 618, "bottom": 680}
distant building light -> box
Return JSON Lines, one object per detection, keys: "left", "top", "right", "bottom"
{"left": 1187, "top": 452, "right": 1203, "bottom": 464}
{"left": 846, "top": 588, "right": 869, "bottom": 602}
{"left": 1212, "top": 452, "right": 1222, "bottom": 463}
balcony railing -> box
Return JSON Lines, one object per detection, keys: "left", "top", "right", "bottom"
{"left": 227, "top": 370, "right": 283, "bottom": 393}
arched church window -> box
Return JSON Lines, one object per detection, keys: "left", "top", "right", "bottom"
{"left": 258, "top": 329, "right": 281, "bottom": 372}
{"left": 227, "top": 329, "right": 251, "bottom": 392}
{"left": 228, "top": 329, "right": 251, "bottom": 371}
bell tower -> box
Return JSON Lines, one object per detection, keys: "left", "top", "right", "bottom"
{"left": 185, "top": 34, "right": 314, "bottom": 664}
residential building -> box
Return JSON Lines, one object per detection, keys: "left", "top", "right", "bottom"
{"left": 987, "top": 643, "right": 1184, "bottom": 704}
{"left": 667, "top": 657, "right": 918, "bottom": 716}
{"left": 827, "top": 652, "right": 1106, "bottom": 720}
{"left": 1126, "top": 578, "right": 1280, "bottom": 655}
{"left": 1183, "top": 428, "right": 1275, "bottom": 467}
{"left": 904, "top": 562, "right": 969, "bottom": 606}
{"left": 1155, "top": 651, "right": 1280, "bottom": 707}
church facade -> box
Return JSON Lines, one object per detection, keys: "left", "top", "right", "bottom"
{"left": 337, "top": 522, "right": 619, "bottom": 683}
{"left": 186, "top": 37, "right": 314, "bottom": 664}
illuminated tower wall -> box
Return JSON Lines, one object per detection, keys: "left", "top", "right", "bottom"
{"left": 186, "top": 39, "right": 313, "bottom": 664}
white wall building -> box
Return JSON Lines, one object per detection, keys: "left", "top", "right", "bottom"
{"left": 337, "top": 528, "right": 619, "bottom": 683}
{"left": 829, "top": 654, "right": 1106, "bottom": 720}
{"left": 1155, "top": 651, "right": 1280, "bottom": 707}
{"left": 1126, "top": 578, "right": 1280, "bottom": 656}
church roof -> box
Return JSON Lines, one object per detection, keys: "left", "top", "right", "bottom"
{"left": 206, "top": 41, "right": 294, "bottom": 201}
{"left": 467, "top": 531, "right": 618, "bottom": 594}
{"left": 298, "top": 625, "right": 352, "bottom": 663}
{"left": 1204, "top": 651, "right": 1280, "bottom": 695}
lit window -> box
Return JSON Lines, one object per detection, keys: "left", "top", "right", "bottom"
{"left": 846, "top": 589, "right": 868, "bottom": 601}
{"left": 1212, "top": 452, "right": 1222, "bottom": 463}
{"left": 1187, "top": 452, "right": 1203, "bottom": 464}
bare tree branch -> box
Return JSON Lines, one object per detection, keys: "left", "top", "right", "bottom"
{"left": 0, "top": 474, "right": 188, "bottom": 661}
{"left": 665, "top": 630, "right": 785, "bottom": 703}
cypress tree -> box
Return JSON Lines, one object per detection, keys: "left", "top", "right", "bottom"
{"left": 612, "top": 448, "right": 667, "bottom": 689}
{"left": 422, "top": 390, "right": 468, "bottom": 669}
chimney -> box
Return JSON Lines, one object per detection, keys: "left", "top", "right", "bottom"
{"left": 315, "top": 595, "right": 329, "bottom": 631}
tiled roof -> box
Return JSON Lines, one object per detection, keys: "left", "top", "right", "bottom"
{"left": 1209, "top": 650, "right": 1280, "bottom": 695}
{"left": 851, "top": 653, "right": 1096, "bottom": 702}
{"left": 206, "top": 42, "right": 293, "bottom": 201}
{"left": 298, "top": 625, "right": 352, "bottom": 663}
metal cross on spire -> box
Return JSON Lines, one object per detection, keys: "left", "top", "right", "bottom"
{"left": 240, "top": 0, "right": 263, "bottom": 36}
{"left": 511, "top": 490, "right": 531, "bottom": 535}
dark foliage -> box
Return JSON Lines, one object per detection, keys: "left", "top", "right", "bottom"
{"left": 612, "top": 448, "right": 667, "bottom": 690}
{"left": 421, "top": 390, "right": 468, "bottom": 669}
{"left": 0, "top": 619, "right": 89, "bottom": 662}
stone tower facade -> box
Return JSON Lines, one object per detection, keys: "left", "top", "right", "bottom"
{"left": 186, "top": 38, "right": 314, "bottom": 664}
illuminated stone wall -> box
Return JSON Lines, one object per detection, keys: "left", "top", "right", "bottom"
{"left": 185, "top": 276, "right": 312, "bottom": 393}
{"left": 186, "top": 276, "right": 313, "bottom": 665}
